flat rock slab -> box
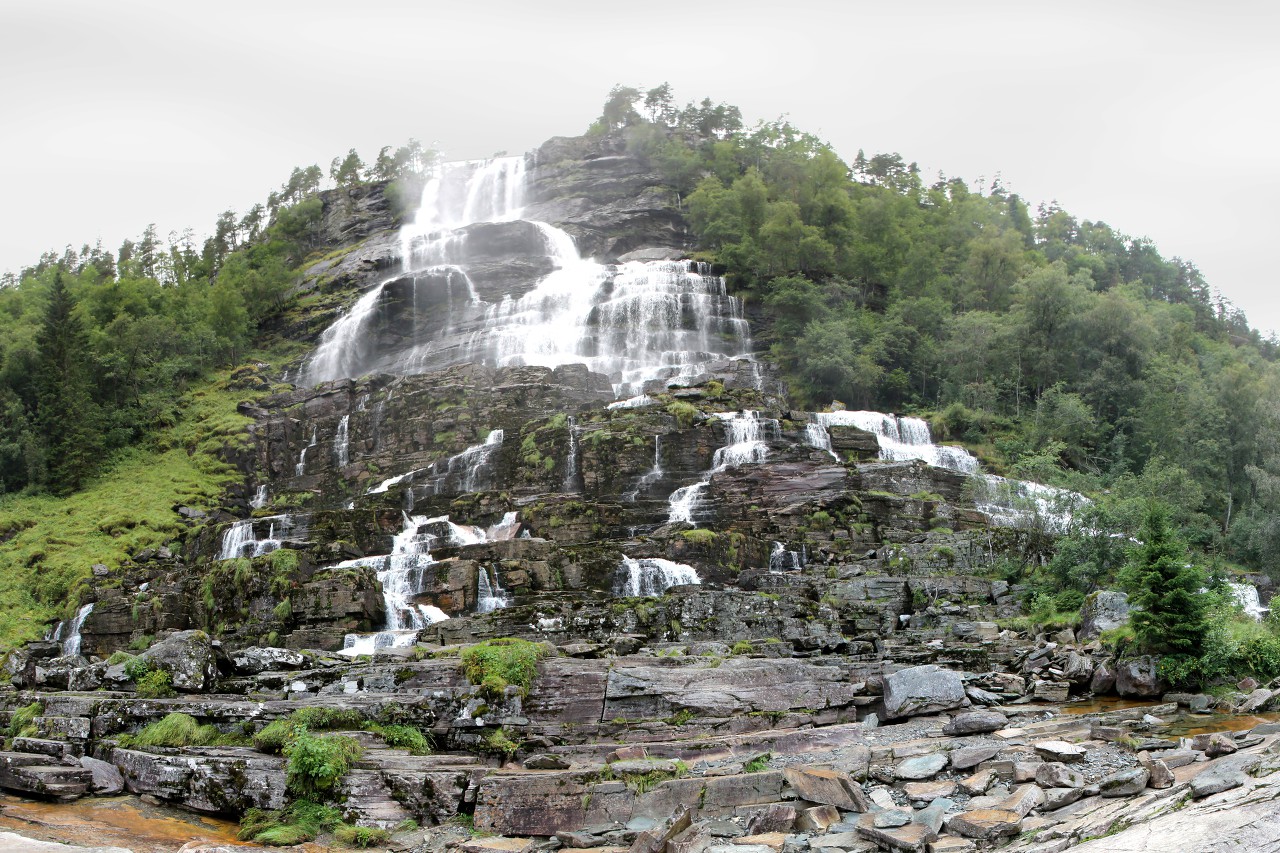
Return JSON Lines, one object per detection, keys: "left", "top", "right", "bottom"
{"left": 883, "top": 665, "right": 966, "bottom": 720}
{"left": 1099, "top": 767, "right": 1150, "bottom": 797}
{"left": 943, "top": 711, "right": 1008, "bottom": 736}
{"left": 1033, "top": 740, "right": 1087, "bottom": 762}
{"left": 783, "top": 766, "right": 869, "bottom": 811}
{"left": 856, "top": 814, "right": 938, "bottom": 852}
{"left": 950, "top": 745, "right": 1000, "bottom": 770}
{"left": 895, "top": 753, "right": 949, "bottom": 781}
{"left": 947, "top": 808, "right": 1023, "bottom": 840}
{"left": 462, "top": 838, "right": 541, "bottom": 853}
{"left": 0, "top": 832, "right": 132, "bottom": 853}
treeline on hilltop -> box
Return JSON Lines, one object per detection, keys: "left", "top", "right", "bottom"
{"left": 0, "top": 140, "right": 436, "bottom": 496}
{"left": 594, "top": 84, "right": 1280, "bottom": 580}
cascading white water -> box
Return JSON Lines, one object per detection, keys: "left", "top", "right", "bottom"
{"left": 770, "top": 542, "right": 805, "bottom": 572}
{"left": 563, "top": 416, "right": 580, "bottom": 493}
{"left": 616, "top": 556, "right": 701, "bottom": 597}
{"left": 295, "top": 428, "right": 318, "bottom": 476}
{"left": 50, "top": 603, "right": 95, "bottom": 657}
{"left": 219, "top": 515, "right": 301, "bottom": 560}
{"left": 476, "top": 566, "right": 512, "bottom": 614}
{"left": 334, "top": 415, "right": 350, "bottom": 467}
{"left": 969, "top": 475, "right": 1085, "bottom": 533}
{"left": 667, "top": 411, "right": 778, "bottom": 525}
{"left": 814, "top": 411, "right": 980, "bottom": 474}
{"left": 804, "top": 422, "right": 837, "bottom": 460}
{"left": 1228, "top": 582, "right": 1269, "bottom": 620}
{"left": 625, "top": 435, "right": 665, "bottom": 503}
{"left": 249, "top": 485, "right": 268, "bottom": 510}
{"left": 366, "top": 429, "right": 504, "bottom": 497}
{"left": 304, "top": 158, "right": 753, "bottom": 394}
{"left": 608, "top": 395, "right": 656, "bottom": 410}
{"left": 338, "top": 510, "right": 522, "bottom": 654}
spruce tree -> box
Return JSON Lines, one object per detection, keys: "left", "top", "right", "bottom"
{"left": 34, "top": 271, "right": 102, "bottom": 494}
{"left": 1120, "top": 504, "right": 1208, "bottom": 656}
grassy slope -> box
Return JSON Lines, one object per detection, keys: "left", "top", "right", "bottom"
{"left": 0, "top": 381, "right": 255, "bottom": 649}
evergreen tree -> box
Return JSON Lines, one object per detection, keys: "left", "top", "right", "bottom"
{"left": 34, "top": 271, "right": 102, "bottom": 493}
{"left": 1120, "top": 504, "right": 1208, "bottom": 656}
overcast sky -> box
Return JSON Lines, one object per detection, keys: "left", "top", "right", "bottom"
{"left": 3, "top": 0, "right": 1277, "bottom": 334}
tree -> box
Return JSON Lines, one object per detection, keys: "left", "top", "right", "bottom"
{"left": 1119, "top": 504, "right": 1208, "bottom": 656}
{"left": 34, "top": 271, "right": 102, "bottom": 493}
{"left": 329, "top": 149, "right": 365, "bottom": 189}
{"left": 598, "top": 85, "right": 641, "bottom": 131}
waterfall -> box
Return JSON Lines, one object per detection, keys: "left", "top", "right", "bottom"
{"left": 608, "top": 394, "right": 655, "bottom": 410}
{"left": 970, "top": 475, "right": 1085, "bottom": 533}
{"left": 476, "top": 566, "right": 512, "bottom": 614}
{"left": 625, "top": 435, "right": 665, "bottom": 502}
{"left": 803, "top": 422, "right": 837, "bottom": 460}
{"left": 563, "top": 416, "right": 580, "bottom": 493}
{"left": 337, "top": 510, "right": 522, "bottom": 654}
{"left": 366, "top": 429, "right": 504, "bottom": 497}
{"left": 50, "top": 603, "right": 95, "bottom": 657}
{"left": 249, "top": 485, "right": 268, "bottom": 510}
{"left": 816, "top": 411, "right": 980, "bottom": 474}
{"left": 616, "top": 556, "right": 701, "bottom": 597}
{"left": 1228, "top": 582, "right": 1269, "bottom": 620}
{"left": 219, "top": 514, "right": 301, "bottom": 560}
{"left": 304, "top": 158, "right": 754, "bottom": 393}
{"left": 666, "top": 411, "right": 777, "bottom": 525}
{"left": 770, "top": 542, "right": 805, "bottom": 572}
{"left": 295, "top": 428, "right": 318, "bottom": 476}
{"left": 334, "top": 415, "right": 350, "bottom": 467}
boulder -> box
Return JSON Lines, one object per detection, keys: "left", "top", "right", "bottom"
{"left": 883, "top": 665, "right": 966, "bottom": 720}
{"left": 942, "top": 711, "right": 1007, "bottom": 736}
{"left": 1079, "top": 591, "right": 1131, "bottom": 640}
{"left": 1115, "top": 656, "right": 1166, "bottom": 698}
{"left": 1089, "top": 661, "right": 1116, "bottom": 695}
{"left": 782, "top": 767, "right": 869, "bottom": 812}
{"left": 138, "top": 630, "right": 217, "bottom": 692}
{"left": 1033, "top": 741, "right": 1087, "bottom": 763}
{"left": 1035, "top": 762, "right": 1084, "bottom": 789}
{"left": 1189, "top": 756, "right": 1258, "bottom": 798}
{"left": 1204, "top": 733, "right": 1238, "bottom": 758}
{"left": 950, "top": 745, "right": 1000, "bottom": 770}
{"left": 230, "top": 646, "right": 305, "bottom": 675}
{"left": 1099, "top": 767, "right": 1150, "bottom": 797}
{"left": 946, "top": 809, "right": 1022, "bottom": 840}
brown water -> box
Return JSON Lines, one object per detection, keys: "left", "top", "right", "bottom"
{"left": 1160, "top": 711, "right": 1280, "bottom": 738}
{"left": 1058, "top": 697, "right": 1158, "bottom": 715}
{"left": 0, "top": 793, "right": 271, "bottom": 852}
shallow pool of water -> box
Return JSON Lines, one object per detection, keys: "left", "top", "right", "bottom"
{"left": 0, "top": 793, "right": 257, "bottom": 852}
{"left": 1057, "top": 696, "right": 1159, "bottom": 715}
{"left": 1160, "top": 711, "right": 1280, "bottom": 738}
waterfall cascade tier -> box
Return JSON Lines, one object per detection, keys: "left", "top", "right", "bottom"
{"left": 803, "top": 409, "right": 1086, "bottom": 532}
{"left": 337, "top": 511, "right": 520, "bottom": 655}
{"left": 219, "top": 515, "right": 305, "bottom": 561}
{"left": 304, "top": 157, "right": 753, "bottom": 395}
{"left": 1229, "top": 582, "right": 1269, "bottom": 620}
{"left": 667, "top": 411, "right": 779, "bottom": 525}
{"left": 333, "top": 415, "right": 350, "bottom": 467}
{"left": 616, "top": 557, "right": 701, "bottom": 597}
{"left": 770, "top": 542, "right": 806, "bottom": 572}
{"left": 48, "top": 603, "right": 95, "bottom": 657}
{"left": 367, "top": 429, "right": 504, "bottom": 498}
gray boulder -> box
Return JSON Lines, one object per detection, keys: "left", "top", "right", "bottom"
{"left": 883, "top": 664, "right": 966, "bottom": 720}
{"left": 1115, "top": 655, "right": 1166, "bottom": 698}
{"left": 1079, "top": 590, "right": 1131, "bottom": 640}
{"left": 138, "top": 630, "right": 217, "bottom": 692}
{"left": 943, "top": 710, "right": 1007, "bottom": 736}
{"left": 1099, "top": 767, "right": 1150, "bottom": 797}
{"left": 230, "top": 646, "right": 306, "bottom": 675}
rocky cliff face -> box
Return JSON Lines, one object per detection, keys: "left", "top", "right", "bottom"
{"left": 9, "top": 130, "right": 1266, "bottom": 852}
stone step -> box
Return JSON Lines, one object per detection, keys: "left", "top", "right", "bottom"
{"left": 339, "top": 769, "right": 415, "bottom": 828}
{"left": 10, "top": 737, "right": 80, "bottom": 759}
{"left": 8, "top": 764, "right": 93, "bottom": 800}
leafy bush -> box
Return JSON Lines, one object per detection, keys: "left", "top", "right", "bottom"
{"left": 730, "top": 640, "right": 754, "bottom": 655}
{"left": 665, "top": 401, "right": 700, "bottom": 429}
{"left": 481, "top": 726, "right": 521, "bottom": 757}
{"left": 252, "top": 707, "right": 366, "bottom": 754}
{"left": 135, "top": 669, "right": 175, "bottom": 698}
{"left": 460, "top": 638, "right": 552, "bottom": 699}
{"left": 283, "top": 728, "right": 362, "bottom": 799}
{"left": 123, "top": 656, "right": 153, "bottom": 681}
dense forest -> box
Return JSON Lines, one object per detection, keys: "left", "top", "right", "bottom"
{"left": 2, "top": 86, "right": 1278, "bottom": 630}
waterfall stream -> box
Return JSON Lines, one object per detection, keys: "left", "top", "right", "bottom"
{"left": 616, "top": 556, "right": 701, "bottom": 597}
{"left": 304, "top": 157, "right": 753, "bottom": 395}
{"left": 333, "top": 415, "right": 350, "bottom": 467}
{"left": 49, "top": 603, "right": 95, "bottom": 657}
{"left": 667, "top": 411, "right": 778, "bottom": 525}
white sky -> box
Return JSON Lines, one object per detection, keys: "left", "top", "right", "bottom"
{"left": 2, "top": 0, "right": 1277, "bottom": 334}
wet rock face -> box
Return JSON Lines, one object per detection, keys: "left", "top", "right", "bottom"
{"left": 138, "top": 631, "right": 217, "bottom": 693}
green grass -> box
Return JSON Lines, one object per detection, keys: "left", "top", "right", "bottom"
{"left": 8, "top": 702, "right": 41, "bottom": 738}
{"left": 239, "top": 799, "right": 343, "bottom": 845}
{"left": 0, "top": 376, "right": 253, "bottom": 649}
{"left": 460, "top": 638, "right": 553, "bottom": 698}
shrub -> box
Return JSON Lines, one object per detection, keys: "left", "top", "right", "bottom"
{"left": 367, "top": 724, "right": 432, "bottom": 755}
{"left": 335, "top": 825, "right": 392, "bottom": 848}
{"left": 283, "top": 728, "right": 362, "bottom": 799}
{"left": 460, "top": 638, "right": 552, "bottom": 699}
{"left": 123, "top": 656, "right": 153, "bottom": 681}
{"left": 730, "top": 640, "right": 754, "bottom": 655}
{"left": 665, "top": 401, "right": 700, "bottom": 429}
{"left": 252, "top": 707, "right": 366, "bottom": 754}
{"left": 135, "top": 670, "right": 175, "bottom": 698}
{"left": 481, "top": 727, "right": 521, "bottom": 757}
